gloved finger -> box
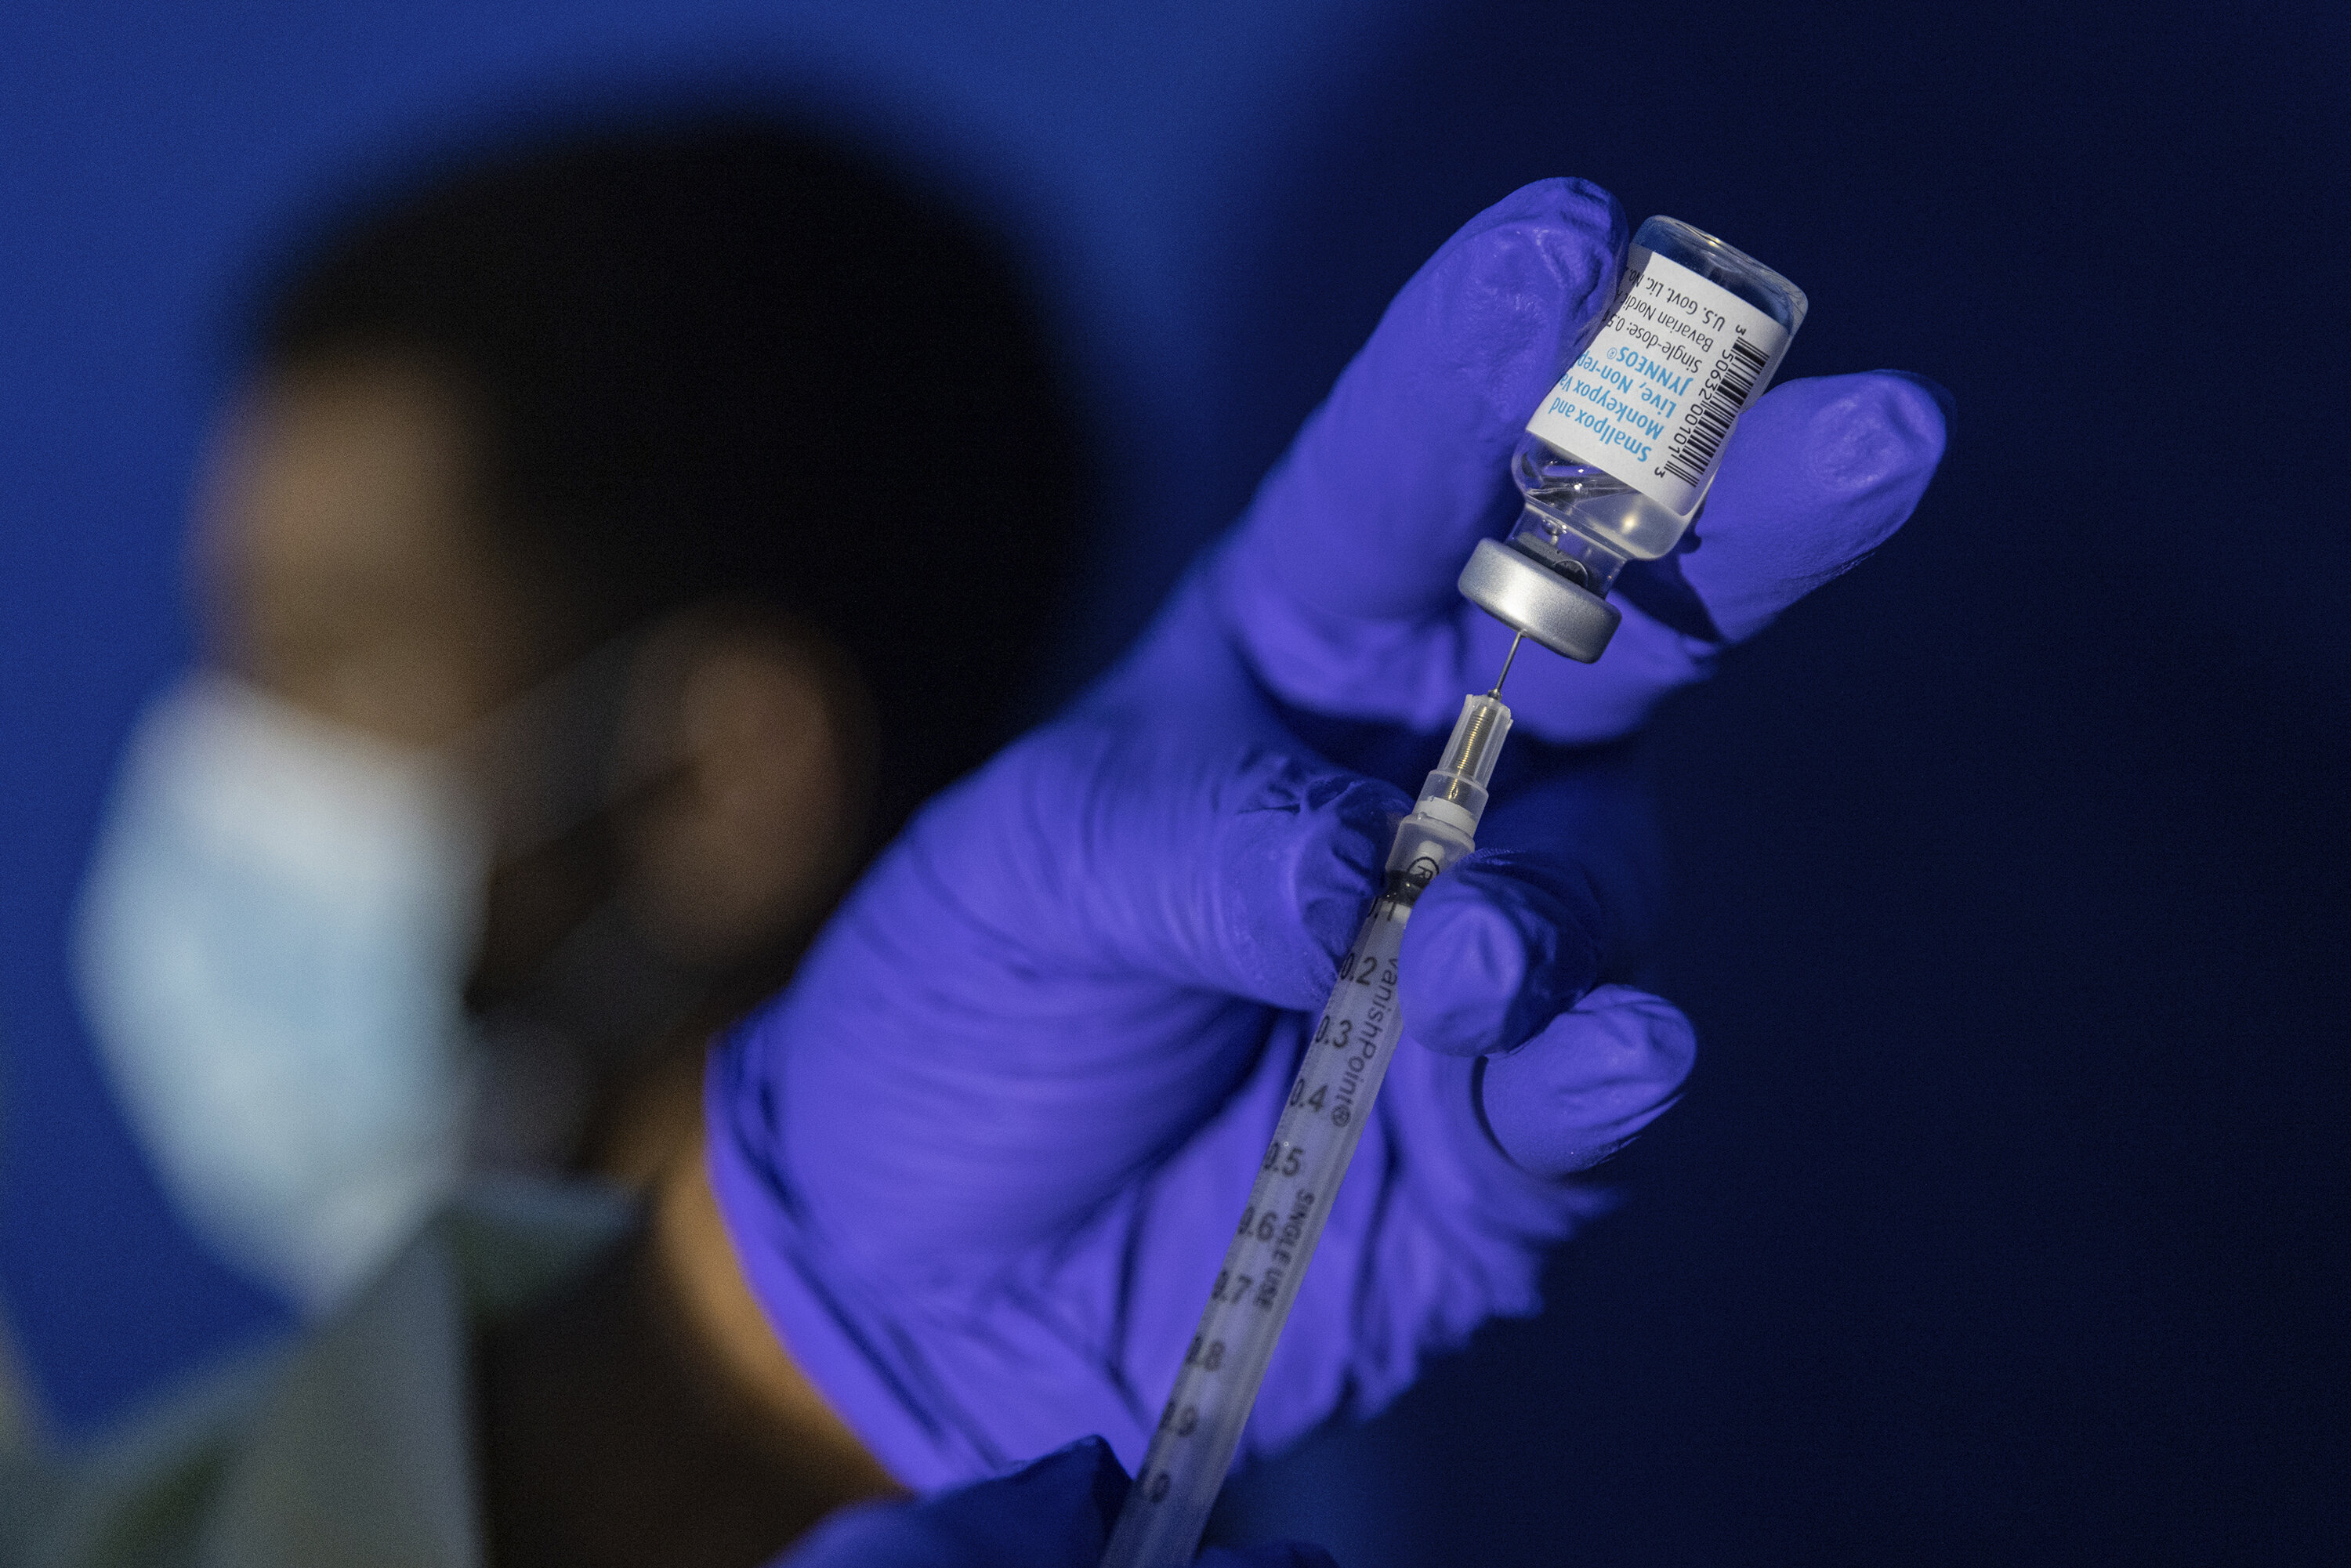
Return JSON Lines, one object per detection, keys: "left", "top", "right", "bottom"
{"left": 1476, "top": 983, "right": 1696, "bottom": 1179}
{"left": 1396, "top": 847, "right": 1607, "bottom": 1058}
{"left": 927, "top": 720, "right": 1407, "bottom": 1010}
{"left": 777, "top": 1434, "right": 1345, "bottom": 1568}
{"left": 776, "top": 1436, "right": 1125, "bottom": 1568}
{"left": 1679, "top": 368, "right": 1952, "bottom": 643}
{"left": 1491, "top": 369, "right": 1953, "bottom": 744}
{"left": 1216, "top": 179, "right": 1625, "bottom": 668}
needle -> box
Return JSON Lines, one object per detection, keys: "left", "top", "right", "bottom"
{"left": 1488, "top": 631, "right": 1525, "bottom": 697}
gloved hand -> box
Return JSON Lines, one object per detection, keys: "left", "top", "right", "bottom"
{"left": 781, "top": 1438, "right": 1335, "bottom": 1568}
{"left": 709, "top": 178, "right": 1950, "bottom": 1488}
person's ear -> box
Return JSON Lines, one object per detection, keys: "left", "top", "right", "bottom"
{"left": 616, "top": 615, "right": 873, "bottom": 972}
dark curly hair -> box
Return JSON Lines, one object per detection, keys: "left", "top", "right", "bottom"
{"left": 258, "top": 111, "right": 1081, "bottom": 841}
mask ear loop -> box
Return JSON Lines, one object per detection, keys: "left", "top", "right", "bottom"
{"left": 455, "top": 629, "right": 677, "bottom": 863}
{"left": 451, "top": 628, "right": 716, "bottom": 1171}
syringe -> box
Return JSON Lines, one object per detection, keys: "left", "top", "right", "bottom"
{"left": 1101, "top": 208, "right": 1803, "bottom": 1565}
{"left": 1099, "top": 641, "right": 1522, "bottom": 1568}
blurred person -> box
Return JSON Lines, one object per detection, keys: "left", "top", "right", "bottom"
{"left": 31, "top": 106, "right": 1352, "bottom": 1568}
{"left": 68, "top": 113, "right": 1078, "bottom": 1315}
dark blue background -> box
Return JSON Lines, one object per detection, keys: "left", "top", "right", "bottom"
{"left": 5, "top": 2, "right": 2345, "bottom": 1562}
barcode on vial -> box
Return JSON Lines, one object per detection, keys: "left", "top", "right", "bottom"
{"left": 1660, "top": 335, "right": 1770, "bottom": 487}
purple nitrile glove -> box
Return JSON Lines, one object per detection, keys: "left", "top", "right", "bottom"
{"left": 780, "top": 1437, "right": 1335, "bottom": 1568}
{"left": 708, "top": 178, "right": 1950, "bottom": 1489}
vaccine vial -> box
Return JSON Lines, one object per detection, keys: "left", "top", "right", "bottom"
{"left": 1458, "top": 215, "right": 1806, "bottom": 661}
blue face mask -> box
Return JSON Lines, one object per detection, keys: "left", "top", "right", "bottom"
{"left": 73, "top": 672, "right": 490, "bottom": 1313}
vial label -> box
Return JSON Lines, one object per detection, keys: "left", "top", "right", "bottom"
{"left": 1525, "top": 245, "right": 1793, "bottom": 516}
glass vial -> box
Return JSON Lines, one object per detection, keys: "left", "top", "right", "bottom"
{"left": 1459, "top": 215, "right": 1807, "bottom": 661}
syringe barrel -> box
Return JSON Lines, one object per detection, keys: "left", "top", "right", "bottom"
{"left": 1099, "top": 889, "right": 1417, "bottom": 1568}
{"left": 1099, "top": 697, "right": 1516, "bottom": 1568}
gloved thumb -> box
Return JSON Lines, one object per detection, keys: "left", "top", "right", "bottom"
{"left": 904, "top": 718, "right": 1410, "bottom": 1012}
{"left": 741, "top": 722, "right": 1411, "bottom": 1269}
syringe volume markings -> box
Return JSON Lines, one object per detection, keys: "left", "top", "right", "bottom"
{"left": 1259, "top": 1139, "right": 1304, "bottom": 1177}
{"left": 1260, "top": 1190, "right": 1314, "bottom": 1275}
{"left": 1100, "top": 773, "right": 1456, "bottom": 1568}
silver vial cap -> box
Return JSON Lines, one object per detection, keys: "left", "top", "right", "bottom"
{"left": 1456, "top": 537, "right": 1621, "bottom": 664}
